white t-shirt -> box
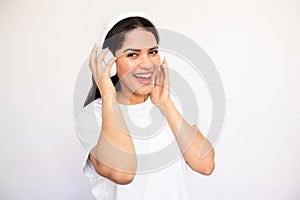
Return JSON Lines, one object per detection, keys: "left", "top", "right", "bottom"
{"left": 83, "top": 95, "right": 191, "bottom": 200}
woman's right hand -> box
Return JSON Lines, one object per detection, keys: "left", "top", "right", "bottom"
{"left": 89, "top": 44, "right": 117, "bottom": 97}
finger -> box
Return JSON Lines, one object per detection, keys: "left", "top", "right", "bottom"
{"left": 159, "top": 68, "right": 164, "bottom": 86}
{"left": 151, "top": 64, "right": 159, "bottom": 87}
{"left": 157, "top": 62, "right": 166, "bottom": 86}
{"left": 161, "top": 57, "right": 170, "bottom": 87}
{"left": 162, "top": 56, "right": 168, "bottom": 65}
{"left": 161, "top": 57, "right": 169, "bottom": 75}
{"left": 154, "top": 65, "right": 163, "bottom": 86}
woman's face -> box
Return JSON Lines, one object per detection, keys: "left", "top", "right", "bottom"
{"left": 114, "top": 28, "right": 160, "bottom": 97}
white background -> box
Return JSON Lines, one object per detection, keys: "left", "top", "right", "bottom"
{"left": 1, "top": 0, "right": 299, "bottom": 199}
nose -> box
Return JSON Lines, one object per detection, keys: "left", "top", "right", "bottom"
{"left": 137, "top": 53, "right": 154, "bottom": 69}
{"left": 139, "top": 52, "right": 152, "bottom": 64}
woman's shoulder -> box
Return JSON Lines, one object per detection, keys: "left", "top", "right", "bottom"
{"left": 92, "top": 98, "right": 103, "bottom": 108}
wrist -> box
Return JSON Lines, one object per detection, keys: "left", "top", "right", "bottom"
{"left": 158, "top": 98, "right": 174, "bottom": 115}
{"left": 101, "top": 92, "right": 117, "bottom": 102}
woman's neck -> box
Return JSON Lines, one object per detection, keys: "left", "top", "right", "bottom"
{"left": 116, "top": 89, "right": 148, "bottom": 105}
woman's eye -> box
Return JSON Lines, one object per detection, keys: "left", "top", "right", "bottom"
{"left": 127, "top": 53, "right": 138, "bottom": 58}
{"left": 149, "top": 50, "right": 158, "bottom": 55}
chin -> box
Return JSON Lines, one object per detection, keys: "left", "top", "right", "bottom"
{"left": 134, "top": 85, "right": 153, "bottom": 95}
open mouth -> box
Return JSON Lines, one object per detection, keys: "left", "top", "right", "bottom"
{"left": 133, "top": 72, "right": 153, "bottom": 85}
{"left": 133, "top": 73, "right": 152, "bottom": 79}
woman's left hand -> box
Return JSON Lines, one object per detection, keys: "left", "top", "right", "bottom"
{"left": 150, "top": 57, "right": 172, "bottom": 109}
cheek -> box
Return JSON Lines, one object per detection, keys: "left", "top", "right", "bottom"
{"left": 116, "top": 60, "right": 136, "bottom": 78}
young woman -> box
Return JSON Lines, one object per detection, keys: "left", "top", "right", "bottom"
{"left": 83, "top": 12, "right": 215, "bottom": 200}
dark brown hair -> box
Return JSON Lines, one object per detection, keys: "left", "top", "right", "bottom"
{"left": 84, "top": 16, "right": 159, "bottom": 107}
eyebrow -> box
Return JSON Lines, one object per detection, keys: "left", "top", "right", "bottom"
{"left": 122, "top": 46, "right": 158, "bottom": 53}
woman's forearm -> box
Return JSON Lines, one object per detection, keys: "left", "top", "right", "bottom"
{"left": 159, "top": 100, "right": 215, "bottom": 175}
{"left": 90, "top": 94, "right": 137, "bottom": 184}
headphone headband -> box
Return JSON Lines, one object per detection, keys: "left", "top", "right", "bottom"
{"left": 98, "top": 11, "right": 157, "bottom": 47}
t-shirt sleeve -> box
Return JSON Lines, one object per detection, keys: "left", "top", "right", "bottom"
{"left": 82, "top": 98, "right": 103, "bottom": 177}
{"left": 82, "top": 99, "right": 117, "bottom": 199}
{"left": 81, "top": 98, "right": 103, "bottom": 177}
{"left": 75, "top": 98, "right": 102, "bottom": 153}
{"left": 83, "top": 155, "right": 117, "bottom": 199}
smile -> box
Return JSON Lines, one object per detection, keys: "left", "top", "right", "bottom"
{"left": 133, "top": 73, "right": 152, "bottom": 79}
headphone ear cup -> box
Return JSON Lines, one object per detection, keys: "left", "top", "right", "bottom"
{"left": 110, "top": 62, "right": 117, "bottom": 77}
{"left": 102, "top": 49, "right": 117, "bottom": 77}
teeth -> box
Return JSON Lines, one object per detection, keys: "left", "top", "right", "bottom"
{"left": 134, "top": 73, "right": 151, "bottom": 79}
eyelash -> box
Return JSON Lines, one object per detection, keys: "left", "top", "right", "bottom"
{"left": 127, "top": 50, "right": 158, "bottom": 58}
{"left": 150, "top": 50, "right": 158, "bottom": 55}
{"left": 127, "top": 53, "right": 138, "bottom": 58}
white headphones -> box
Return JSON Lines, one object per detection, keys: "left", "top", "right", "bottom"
{"left": 98, "top": 11, "right": 162, "bottom": 77}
